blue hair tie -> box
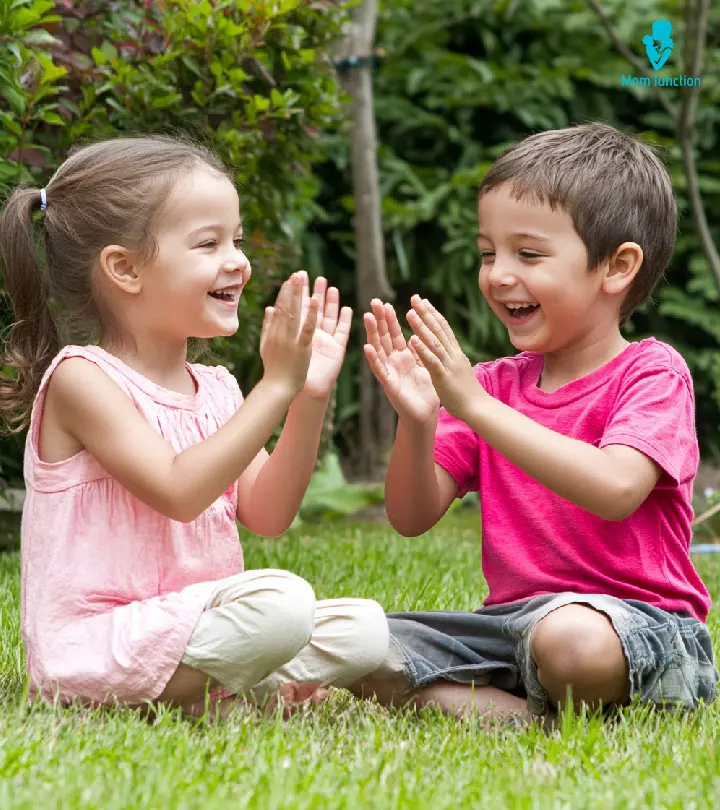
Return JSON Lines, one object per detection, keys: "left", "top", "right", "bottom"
{"left": 40, "top": 188, "right": 47, "bottom": 212}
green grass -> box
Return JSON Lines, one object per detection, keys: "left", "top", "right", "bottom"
{"left": 2, "top": 511, "right": 720, "bottom": 809}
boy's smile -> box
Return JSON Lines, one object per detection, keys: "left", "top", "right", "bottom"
{"left": 477, "top": 185, "right": 616, "bottom": 356}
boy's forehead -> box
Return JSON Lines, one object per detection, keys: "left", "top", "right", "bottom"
{"left": 477, "top": 186, "right": 573, "bottom": 240}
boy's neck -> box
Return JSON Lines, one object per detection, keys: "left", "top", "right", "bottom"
{"left": 538, "top": 332, "right": 630, "bottom": 393}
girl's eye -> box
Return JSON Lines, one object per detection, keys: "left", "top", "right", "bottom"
{"left": 233, "top": 237, "right": 245, "bottom": 249}
{"left": 519, "top": 251, "right": 542, "bottom": 259}
{"left": 198, "top": 241, "right": 217, "bottom": 249}
{"left": 478, "top": 251, "right": 494, "bottom": 260}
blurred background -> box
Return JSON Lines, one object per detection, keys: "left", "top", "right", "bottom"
{"left": 2, "top": 0, "right": 720, "bottom": 535}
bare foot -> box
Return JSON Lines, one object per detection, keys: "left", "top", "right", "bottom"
{"left": 264, "top": 681, "right": 330, "bottom": 719}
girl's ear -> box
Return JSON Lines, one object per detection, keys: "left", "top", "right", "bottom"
{"left": 602, "top": 242, "right": 643, "bottom": 297}
{"left": 99, "top": 245, "right": 143, "bottom": 295}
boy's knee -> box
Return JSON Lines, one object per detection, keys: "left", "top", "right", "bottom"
{"left": 531, "top": 604, "right": 628, "bottom": 696}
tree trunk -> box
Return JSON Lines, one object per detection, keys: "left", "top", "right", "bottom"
{"left": 336, "top": 0, "right": 395, "bottom": 481}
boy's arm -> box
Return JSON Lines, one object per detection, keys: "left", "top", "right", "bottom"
{"left": 463, "top": 396, "right": 661, "bottom": 521}
{"left": 236, "top": 393, "right": 329, "bottom": 537}
{"left": 408, "top": 298, "right": 663, "bottom": 522}
{"left": 385, "top": 417, "right": 460, "bottom": 537}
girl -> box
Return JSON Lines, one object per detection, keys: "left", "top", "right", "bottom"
{"left": 0, "top": 136, "right": 388, "bottom": 713}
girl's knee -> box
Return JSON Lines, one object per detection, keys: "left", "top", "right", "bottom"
{"left": 257, "top": 572, "right": 316, "bottom": 654}
{"left": 320, "top": 599, "right": 390, "bottom": 682}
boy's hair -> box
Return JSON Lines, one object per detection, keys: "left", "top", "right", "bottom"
{"left": 478, "top": 122, "right": 677, "bottom": 327}
{"left": 0, "top": 136, "right": 230, "bottom": 434}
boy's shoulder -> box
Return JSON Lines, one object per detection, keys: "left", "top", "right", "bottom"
{"left": 473, "top": 337, "right": 692, "bottom": 387}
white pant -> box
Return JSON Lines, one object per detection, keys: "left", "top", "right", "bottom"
{"left": 181, "top": 569, "right": 389, "bottom": 699}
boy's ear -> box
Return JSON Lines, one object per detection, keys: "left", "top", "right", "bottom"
{"left": 98, "top": 245, "right": 143, "bottom": 295}
{"left": 602, "top": 242, "right": 643, "bottom": 296}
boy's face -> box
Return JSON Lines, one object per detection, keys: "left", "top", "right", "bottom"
{"left": 477, "top": 184, "right": 610, "bottom": 353}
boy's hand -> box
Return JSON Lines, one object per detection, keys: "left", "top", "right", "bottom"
{"left": 407, "top": 296, "right": 486, "bottom": 422}
{"left": 259, "top": 273, "right": 318, "bottom": 396}
{"left": 363, "top": 299, "right": 440, "bottom": 425}
{"left": 299, "top": 273, "right": 352, "bottom": 400}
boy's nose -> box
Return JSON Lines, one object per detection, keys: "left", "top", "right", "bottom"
{"left": 486, "top": 260, "right": 517, "bottom": 287}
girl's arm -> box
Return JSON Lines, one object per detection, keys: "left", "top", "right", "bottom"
{"left": 235, "top": 275, "right": 353, "bottom": 537}
{"left": 52, "top": 273, "right": 317, "bottom": 523}
{"left": 235, "top": 393, "right": 329, "bottom": 537}
{"left": 53, "top": 359, "right": 298, "bottom": 523}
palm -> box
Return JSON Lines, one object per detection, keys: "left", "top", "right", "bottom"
{"left": 383, "top": 347, "right": 439, "bottom": 423}
{"left": 304, "top": 328, "right": 345, "bottom": 398}
{"left": 299, "top": 275, "right": 351, "bottom": 399}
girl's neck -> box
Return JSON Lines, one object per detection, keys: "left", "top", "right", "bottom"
{"left": 97, "top": 337, "right": 195, "bottom": 396}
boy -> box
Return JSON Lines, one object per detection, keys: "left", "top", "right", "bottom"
{"left": 351, "top": 122, "right": 718, "bottom": 722}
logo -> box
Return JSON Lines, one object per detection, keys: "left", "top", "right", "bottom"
{"left": 642, "top": 20, "right": 674, "bottom": 70}
{"left": 621, "top": 19, "right": 701, "bottom": 88}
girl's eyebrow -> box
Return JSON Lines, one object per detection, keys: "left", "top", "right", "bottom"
{"left": 189, "top": 223, "right": 243, "bottom": 238}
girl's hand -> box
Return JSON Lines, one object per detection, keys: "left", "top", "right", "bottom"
{"left": 259, "top": 273, "right": 319, "bottom": 396}
{"left": 406, "top": 295, "right": 486, "bottom": 422}
{"left": 363, "top": 299, "right": 440, "bottom": 425}
{"left": 299, "top": 273, "right": 352, "bottom": 400}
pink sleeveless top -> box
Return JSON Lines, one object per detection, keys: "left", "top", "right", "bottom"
{"left": 21, "top": 345, "right": 245, "bottom": 704}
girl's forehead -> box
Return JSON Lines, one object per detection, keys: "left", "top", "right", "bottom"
{"left": 164, "top": 169, "right": 240, "bottom": 227}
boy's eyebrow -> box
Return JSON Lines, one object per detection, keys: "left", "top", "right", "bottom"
{"left": 476, "top": 230, "right": 552, "bottom": 242}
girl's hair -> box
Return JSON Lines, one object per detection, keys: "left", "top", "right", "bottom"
{"left": 0, "top": 135, "right": 230, "bottom": 434}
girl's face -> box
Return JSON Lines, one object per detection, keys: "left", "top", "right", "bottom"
{"left": 477, "top": 184, "right": 618, "bottom": 355}
{"left": 138, "top": 167, "right": 251, "bottom": 340}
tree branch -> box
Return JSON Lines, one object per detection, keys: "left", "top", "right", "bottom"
{"left": 585, "top": 0, "right": 677, "bottom": 123}
{"left": 676, "top": 0, "right": 720, "bottom": 292}
{"left": 586, "top": 0, "right": 720, "bottom": 294}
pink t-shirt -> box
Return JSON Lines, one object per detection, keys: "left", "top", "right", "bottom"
{"left": 21, "top": 345, "right": 245, "bottom": 704}
{"left": 434, "top": 337, "right": 711, "bottom": 621}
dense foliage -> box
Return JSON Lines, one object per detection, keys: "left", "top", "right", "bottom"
{"left": 0, "top": 0, "right": 346, "bottom": 486}
{"left": 3, "top": 0, "right": 720, "bottom": 488}
{"left": 307, "top": 0, "right": 720, "bottom": 458}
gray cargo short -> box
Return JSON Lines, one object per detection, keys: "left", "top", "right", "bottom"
{"left": 385, "top": 592, "right": 718, "bottom": 715}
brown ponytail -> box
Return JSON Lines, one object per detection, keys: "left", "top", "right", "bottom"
{"left": 0, "top": 187, "right": 60, "bottom": 434}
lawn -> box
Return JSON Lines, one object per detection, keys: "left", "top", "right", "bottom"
{"left": 2, "top": 510, "right": 720, "bottom": 809}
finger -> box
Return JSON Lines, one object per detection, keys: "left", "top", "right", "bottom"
{"left": 287, "top": 273, "right": 304, "bottom": 338}
{"left": 299, "top": 297, "right": 319, "bottom": 346}
{"left": 322, "top": 285, "right": 339, "bottom": 333}
{"left": 363, "top": 344, "right": 391, "bottom": 386}
{"left": 422, "top": 297, "right": 457, "bottom": 346}
{"left": 411, "top": 295, "right": 452, "bottom": 352}
{"left": 363, "top": 312, "right": 388, "bottom": 363}
{"left": 274, "top": 272, "right": 297, "bottom": 312}
{"left": 407, "top": 308, "right": 450, "bottom": 363}
{"left": 312, "top": 275, "right": 327, "bottom": 326}
{"left": 259, "top": 306, "right": 274, "bottom": 353}
{"left": 408, "top": 338, "right": 425, "bottom": 368}
{"left": 370, "top": 299, "right": 394, "bottom": 357}
{"left": 409, "top": 334, "right": 444, "bottom": 375}
{"left": 384, "top": 303, "right": 407, "bottom": 352}
{"left": 333, "top": 306, "right": 352, "bottom": 349}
